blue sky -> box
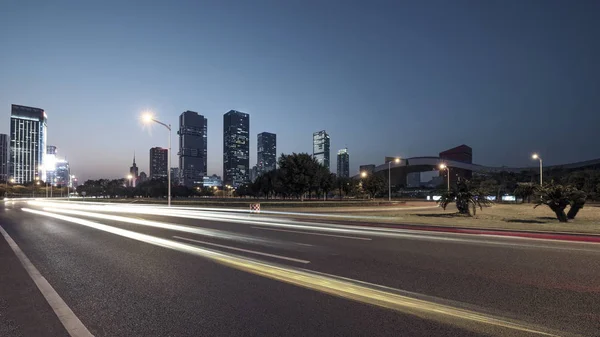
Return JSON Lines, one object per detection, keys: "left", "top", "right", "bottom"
{"left": 1, "top": 0, "right": 599, "bottom": 180}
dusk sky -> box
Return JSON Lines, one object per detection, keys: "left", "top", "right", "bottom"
{"left": 1, "top": 0, "right": 599, "bottom": 180}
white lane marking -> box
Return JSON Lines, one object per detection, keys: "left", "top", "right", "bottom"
{"left": 0, "top": 226, "right": 94, "bottom": 337}
{"left": 251, "top": 226, "right": 372, "bottom": 241}
{"left": 172, "top": 235, "right": 310, "bottom": 264}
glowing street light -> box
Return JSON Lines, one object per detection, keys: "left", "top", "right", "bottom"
{"left": 142, "top": 111, "right": 172, "bottom": 207}
{"left": 531, "top": 153, "right": 543, "bottom": 186}
{"left": 360, "top": 171, "right": 367, "bottom": 178}
{"left": 439, "top": 163, "right": 450, "bottom": 191}
{"left": 387, "top": 157, "right": 401, "bottom": 202}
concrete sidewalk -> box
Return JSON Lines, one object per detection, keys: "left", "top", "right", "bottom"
{"left": 0, "top": 226, "right": 68, "bottom": 337}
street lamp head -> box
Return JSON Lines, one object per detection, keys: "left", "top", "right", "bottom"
{"left": 36, "top": 181, "right": 40, "bottom": 185}
{"left": 360, "top": 171, "right": 367, "bottom": 178}
{"left": 9, "top": 178, "right": 15, "bottom": 183}
{"left": 127, "top": 174, "right": 133, "bottom": 180}
{"left": 439, "top": 163, "right": 447, "bottom": 170}
{"left": 35, "top": 176, "right": 39, "bottom": 181}
{"left": 142, "top": 112, "right": 154, "bottom": 124}
{"left": 532, "top": 153, "right": 539, "bottom": 160}
{"left": 394, "top": 158, "right": 400, "bottom": 164}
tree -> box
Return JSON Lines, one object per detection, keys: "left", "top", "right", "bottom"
{"left": 362, "top": 174, "right": 385, "bottom": 199}
{"left": 534, "top": 182, "right": 571, "bottom": 222}
{"left": 278, "top": 153, "right": 321, "bottom": 201}
{"left": 514, "top": 182, "right": 537, "bottom": 203}
{"left": 567, "top": 188, "right": 587, "bottom": 220}
{"left": 335, "top": 176, "right": 349, "bottom": 199}
{"left": 438, "top": 180, "right": 491, "bottom": 216}
{"left": 319, "top": 172, "right": 335, "bottom": 200}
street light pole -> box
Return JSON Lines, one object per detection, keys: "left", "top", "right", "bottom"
{"left": 143, "top": 114, "right": 172, "bottom": 207}
{"left": 439, "top": 164, "right": 450, "bottom": 191}
{"left": 387, "top": 158, "right": 400, "bottom": 202}
{"left": 532, "top": 154, "right": 543, "bottom": 186}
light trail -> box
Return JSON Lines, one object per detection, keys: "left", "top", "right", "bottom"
{"left": 22, "top": 207, "right": 575, "bottom": 337}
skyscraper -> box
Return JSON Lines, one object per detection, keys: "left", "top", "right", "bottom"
{"left": 178, "top": 111, "right": 207, "bottom": 187}
{"left": 0, "top": 134, "right": 8, "bottom": 182}
{"left": 223, "top": 110, "right": 249, "bottom": 187}
{"left": 149, "top": 147, "right": 168, "bottom": 179}
{"left": 313, "top": 130, "right": 330, "bottom": 170}
{"left": 129, "top": 153, "right": 139, "bottom": 187}
{"left": 337, "top": 148, "right": 350, "bottom": 178}
{"left": 10, "top": 104, "right": 47, "bottom": 184}
{"left": 257, "top": 132, "right": 276, "bottom": 174}
{"left": 45, "top": 145, "right": 58, "bottom": 183}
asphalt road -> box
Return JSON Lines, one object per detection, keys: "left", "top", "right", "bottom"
{"left": 1, "top": 200, "right": 599, "bottom": 337}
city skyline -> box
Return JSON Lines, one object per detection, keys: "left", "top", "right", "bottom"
{"left": 1, "top": 1, "right": 599, "bottom": 180}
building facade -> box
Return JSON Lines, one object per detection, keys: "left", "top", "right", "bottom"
{"left": 223, "top": 110, "right": 250, "bottom": 187}
{"left": 360, "top": 164, "right": 376, "bottom": 174}
{"left": 45, "top": 145, "right": 58, "bottom": 183}
{"left": 178, "top": 111, "right": 207, "bottom": 187}
{"left": 313, "top": 130, "right": 330, "bottom": 170}
{"left": 202, "top": 174, "right": 222, "bottom": 188}
{"left": 149, "top": 147, "right": 168, "bottom": 179}
{"left": 10, "top": 104, "right": 47, "bottom": 184}
{"left": 337, "top": 148, "right": 350, "bottom": 178}
{"left": 53, "top": 159, "right": 69, "bottom": 187}
{"left": 257, "top": 132, "right": 276, "bottom": 174}
{"left": 0, "top": 134, "right": 8, "bottom": 182}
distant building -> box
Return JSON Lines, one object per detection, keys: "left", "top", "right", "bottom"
{"left": 45, "top": 146, "right": 58, "bottom": 183}
{"left": 249, "top": 165, "right": 259, "bottom": 183}
{"left": 54, "top": 160, "right": 69, "bottom": 187}
{"left": 138, "top": 172, "right": 148, "bottom": 183}
{"left": 10, "top": 104, "right": 47, "bottom": 184}
{"left": 406, "top": 172, "right": 421, "bottom": 188}
{"left": 439, "top": 144, "right": 472, "bottom": 164}
{"left": 337, "top": 148, "right": 350, "bottom": 178}
{"left": 0, "top": 134, "right": 8, "bottom": 182}
{"left": 223, "top": 110, "right": 250, "bottom": 187}
{"left": 202, "top": 174, "right": 222, "bottom": 187}
{"left": 313, "top": 130, "right": 330, "bottom": 170}
{"left": 149, "top": 147, "right": 168, "bottom": 179}
{"left": 360, "top": 164, "right": 376, "bottom": 174}
{"left": 129, "top": 153, "right": 139, "bottom": 187}
{"left": 178, "top": 111, "right": 207, "bottom": 187}
{"left": 257, "top": 132, "right": 276, "bottom": 174}
{"left": 170, "top": 168, "right": 180, "bottom": 186}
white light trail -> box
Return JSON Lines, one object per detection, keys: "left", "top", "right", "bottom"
{"left": 21, "top": 207, "right": 569, "bottom": 337}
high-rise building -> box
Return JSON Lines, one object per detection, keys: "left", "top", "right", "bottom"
{"left": 313, "top": 130, "right": 330, "bottom": 170}
{"left": 55, "top": 160, "right": 69, "bottom": 187}
{"left": 45, "top": 145, "right": 58, "bottom": 183}
{"left": 129, "top": 153, "right": 139, "bottom": 187}
{"left": 223, "top": 110, "right": 249, "bottom": 187}
{"left": 149, "top": 147, "right": 168, "bottom": 179}
{"left": 0, "top": 134, "right": 8, "bottom": 182}
{"left": 249, "top": 165, "right": 258, "bottom": 183}
{"left": 337, "top": 148, "right": 350, "bottom": 178}
{"left": 257, "top": 132, "right": 276, "bottom": 174}
{"left": 138, "top": 172, "right": 148, "bottom": 183}
{"left": 170, "top": 168, "right": 181, "bottom": 186}
{"left": 178, "top": 111, "right": 207, "bottom": 187}
{"left": 10, "top": 104, "right": 47, "bottom": 184}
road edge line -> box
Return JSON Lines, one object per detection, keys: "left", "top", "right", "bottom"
{"left": 0, "top": 226, "right": 94, "bottom": 337}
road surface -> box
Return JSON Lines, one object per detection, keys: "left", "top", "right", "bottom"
{"left": 1, "top": 199, "right": 599, "bottom": 337}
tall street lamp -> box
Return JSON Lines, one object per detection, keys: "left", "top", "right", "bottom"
{"left": 532, "top": 153, "right": 543, "bottom": 186}
{"left": 127, "top": 174, "right": 133, "bottom": 187}
{"left": 143, "top": 113, "right": 172, "bottom": 207}
{"left": 439, "top": 163, "right": 450, "bottom": 191}
{"left": 387, "top": 158, "right": 400, "bottom": 202}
